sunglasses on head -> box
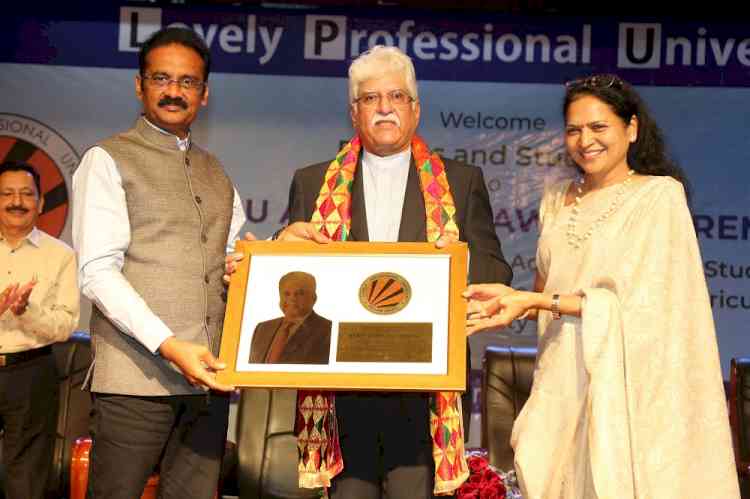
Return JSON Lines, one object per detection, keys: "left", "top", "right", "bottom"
{"left": 565, "top": 74, "right": 624, "bottom": 90}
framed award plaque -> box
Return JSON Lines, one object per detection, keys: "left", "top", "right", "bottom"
{"left": 217, "top": 240, "right": 468, "bottom": 391}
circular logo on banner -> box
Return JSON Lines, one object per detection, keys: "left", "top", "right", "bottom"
{"left": 0, "top": 113, "right": 79, "bottom": 237}
{"left": 358, "top": 272, "right": 412, "bottom": 315}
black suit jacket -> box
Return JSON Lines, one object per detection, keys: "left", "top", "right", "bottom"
{"left": 286, "top": 152, "right": 512, "bottom": 469}
{"left": 288, "top": 155, "right": 512, "bottom": 285}
{"left": 248, "top": 311, "right": 332, "bottom": 364}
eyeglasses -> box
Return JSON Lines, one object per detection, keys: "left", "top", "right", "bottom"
{"left": 565, "top": 74, "right": 624, "bottom": 90}
{"left": 354, "top": 89, "right": 414, "bottom": 107}
{"left": 141, "top": 74, "right": 205, "bottom": 91}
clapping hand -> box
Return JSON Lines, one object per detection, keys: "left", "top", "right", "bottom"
{"left": 10, "top": 279, "right": 35, "bottom": 315}
{"left": 0, "top": 283, "right": 19, "bottom": 316}
{"left": 0, "top": 277, "right": 37, "bottom": 316}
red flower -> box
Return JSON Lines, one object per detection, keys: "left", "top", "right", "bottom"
{"left": 457, "top": 491, "right": 480, "bottom": 499}
{"left": 456, "top": 482, "right": 481, "bottom": 499}
{"left": 479, "top": 482, "right": 506, "bottom": 499}
{"left": 457, "top": 454, "right": 507, "bottom": 499}
{"left": 482, "top": 468, "right": 500, "bottom": 484}
{"left": 467, "top": 473, "right": 484, "bottom": 485}
{"left": 468, "top": 456, "right": 489, "bottom": 473}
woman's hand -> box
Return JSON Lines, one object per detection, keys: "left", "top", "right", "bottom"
{"left": 463, "top": 284, "right": 535, "bottom": 335}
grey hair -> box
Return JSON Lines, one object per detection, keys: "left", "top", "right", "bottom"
{"left": 348, "top": 45, "right": 418, "bottom": 104}
{"left": 278, "top": 271, "right": 316, "bottom": 293}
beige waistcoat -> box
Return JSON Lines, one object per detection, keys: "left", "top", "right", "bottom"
{"left": 87, "top": 117, "right": 233, "bottom": 396}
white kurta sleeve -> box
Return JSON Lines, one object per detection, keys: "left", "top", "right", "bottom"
{"left": 72, "top": 147, "right": 174, "bottom": 353}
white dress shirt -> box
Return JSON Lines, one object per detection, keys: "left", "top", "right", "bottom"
{"left": 361, "top": 147, "right": 411, "bottom": 242}
{"left": 72, "top": 122, "right": 246, "bottom": 353}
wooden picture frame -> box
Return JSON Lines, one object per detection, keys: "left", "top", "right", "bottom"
{"left": 217, "top": 240, "right": 468, "bottom": 391}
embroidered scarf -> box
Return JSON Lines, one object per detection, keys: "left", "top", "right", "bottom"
{"left": 295, "top": 135, "right": 469, "bottom": 495}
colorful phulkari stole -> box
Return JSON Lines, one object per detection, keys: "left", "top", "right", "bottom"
{"left": 296, "top": 390, "right": 342, "bottom": 488}
{"left": 295, "top": 135, "right": 469, "bottom": 495}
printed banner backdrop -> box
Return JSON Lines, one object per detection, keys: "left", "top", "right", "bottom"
{"left": 1, "top": 4, "right": 748, "bottom": 384}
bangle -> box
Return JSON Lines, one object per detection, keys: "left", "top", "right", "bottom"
{"left": 551, "top": 294, "right": 561, "bottom": 320}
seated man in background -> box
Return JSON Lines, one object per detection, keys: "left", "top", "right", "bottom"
{"left": 0, "top": 161, "right": 79, "bottom": 499}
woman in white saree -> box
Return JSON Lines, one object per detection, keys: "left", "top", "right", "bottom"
{"left": 465, "top": 75, "right": 739, "bottom": 499}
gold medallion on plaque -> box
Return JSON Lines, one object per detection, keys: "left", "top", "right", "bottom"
{"left": 359, "top": 272, "right": 412, "bottom": 315}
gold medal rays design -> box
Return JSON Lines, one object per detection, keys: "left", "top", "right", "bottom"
{"left": 358, "top": 272, "right": 412, "bottom": 315}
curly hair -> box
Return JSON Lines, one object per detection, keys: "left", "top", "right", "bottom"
{"left": 563, "top": 74, "right": 690, "bottom": 200}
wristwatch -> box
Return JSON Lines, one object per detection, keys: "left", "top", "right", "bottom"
{"left": 551, "top": 294, "right": 561, "bottom": 320}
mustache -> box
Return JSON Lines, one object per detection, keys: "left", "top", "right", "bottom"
{"left": 372, "top": 112, "right": 400, "bottom": 127}
{"left": 158, "top": 96, "right": 189, "bottom": 109}
{"left": 5, "top": 206, "right": 29, "bottom": 214}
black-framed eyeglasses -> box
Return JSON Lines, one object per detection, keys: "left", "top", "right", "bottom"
{"left": 141, "top": 73, "right": 206, "bottom": 91}
{"left": 565, "top": 74, "right": 624, "bottom": 90}
{"left": 354, "top": 89, "right": 414, "bottom": 107}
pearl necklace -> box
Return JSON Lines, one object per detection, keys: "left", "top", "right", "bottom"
{"left": 567, "top": 170, "right": 634, "bottom": 249}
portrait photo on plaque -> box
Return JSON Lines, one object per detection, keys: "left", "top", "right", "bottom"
{"left": 247, "top": 270, "right": 332, "bottom": 365}
{"left": 217, "top": 241, "right": 468, "bottom": 391}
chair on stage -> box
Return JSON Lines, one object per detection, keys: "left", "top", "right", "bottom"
{"left": 0, "top": 430, "right": 3, "bottom": 499}
{"left": 52, "top": 332, "right": 95, "bottom": 498}
{"left": 481, "top": 345, "right": 536, "bottom": 471}
{"left": 235, "top": 388, "right": 320, "bottom": 499}
{"left": 729, "top": 357, "right": 750, "bottom": 498}
{"left": 0, "top": 331, "right": 93, "bottom": 499}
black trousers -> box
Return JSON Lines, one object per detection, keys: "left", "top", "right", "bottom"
{"left": 329, "top": 350, "right": 471, "bottom": 499}
{"left": 87, "top": 392, "right": 229, "bottom": 499}
{"left": 0, "top": 352, "right": 59, "bottom": 499}
{"left": 330, "top": 392, "right": 436, "bottom": 499}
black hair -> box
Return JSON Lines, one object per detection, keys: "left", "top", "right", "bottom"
{"left": 0, "top": 161, "right": 42, "bottom": 196}
{"left": 138, "top": 27, "right": 211, "bottom": 82}
{"left": 563, "top": 74, "right": 691, "bottom": 200}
